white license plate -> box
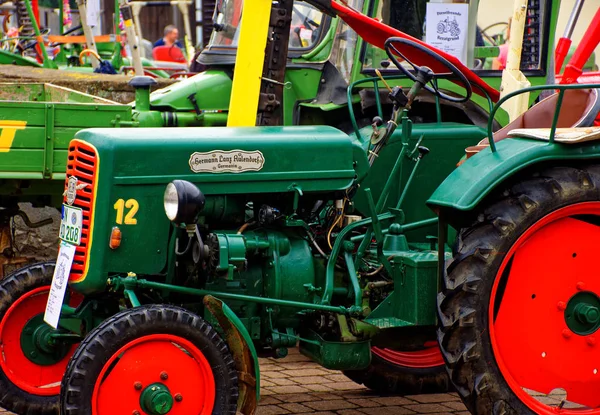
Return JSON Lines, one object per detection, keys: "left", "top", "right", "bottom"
{"left": 59, "top": 204, "right": 83, "bottom": 245}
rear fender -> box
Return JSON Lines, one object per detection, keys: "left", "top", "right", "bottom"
{"left": 427, "top": 137, "right": 600, "bottom": 226}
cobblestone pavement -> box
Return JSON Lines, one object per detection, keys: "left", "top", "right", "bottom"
{"left": 255, "top": 348, "right": 471, "bottom": 415}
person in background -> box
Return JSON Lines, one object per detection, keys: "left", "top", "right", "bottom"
{"left": 153, "top": 25, "right": 184, "bottom": 49}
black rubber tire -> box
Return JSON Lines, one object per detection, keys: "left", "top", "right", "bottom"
{"left": 438, "top": 165, "right": 600, "bottom": 414}
{"left": 0, "top": 261, "right": 60, "bottom": 415}
{"left": 60, "top": 304, "right": 239, "bottom": 415}
{"left": 343, "top": 350, "right": 450, "bottom": 395}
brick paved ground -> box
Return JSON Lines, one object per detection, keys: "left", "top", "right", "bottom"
{"left": 255, "top": 348, "right": 574, "bottom": 415}
{"left": 255, "top": 348, "right": 470, "bottom": 415}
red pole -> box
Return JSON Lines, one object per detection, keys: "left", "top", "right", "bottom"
{"left": 31, "top": 0, "right": 40, "bottom": 26}
{"left": 555, "top": 0, "right": 585, "bottom": 74}
{"left": 560, "top": 6, "right": 600, "bottom": 84}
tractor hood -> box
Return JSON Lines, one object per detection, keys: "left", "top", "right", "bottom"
{"left": 67, "top": 126, "right": 369, "bottom": 294}
{"left": 147, "top": 70, "right": 232, "bottom": 112}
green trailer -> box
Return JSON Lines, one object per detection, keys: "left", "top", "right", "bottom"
{"left": 0, "top": 83, "right": 131, "bottom": 184}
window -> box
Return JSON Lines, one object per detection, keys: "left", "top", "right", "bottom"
{"left": 361, "top": 0, "right": 546, "bottom": 74}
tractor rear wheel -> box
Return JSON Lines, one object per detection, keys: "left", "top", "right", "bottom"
{"left": 0, "top": 262, "right": 80, "bottom": 415}
{"left": 343, "top": 337, "right": 450, "bottom": 394}
{"left": 60, "top": 305, "right": 239, "bottom": 415}
{"left": 438, "top": 165, "right": 600, "bottom": 414}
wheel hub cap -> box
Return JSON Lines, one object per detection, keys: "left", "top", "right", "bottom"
{"left": 140, "top": 383, "right": 173, "bottom": 414}
{"left": 20, "top": 314, "right": 70, "bottom": 366}
{"left": 567, "top": 292, "right": 600, "bottom": 334}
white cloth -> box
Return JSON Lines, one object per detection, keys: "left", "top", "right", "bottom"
{"left": 86, "top": 0, "right": 101, "bottom": 29}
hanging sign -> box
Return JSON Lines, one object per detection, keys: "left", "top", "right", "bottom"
{"left": 426, "top": 2, "right": 469, "bottom": 64}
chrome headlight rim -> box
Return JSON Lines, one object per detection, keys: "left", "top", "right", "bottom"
{"left": 163, "top": 182, "right": 179, "bottom": 222}
{"left": 163, "top": 180, "right": 206, "bottom": 225}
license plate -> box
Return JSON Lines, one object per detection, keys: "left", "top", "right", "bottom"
{"left": 59, "top": 204, "right": 83, "bottom": 245}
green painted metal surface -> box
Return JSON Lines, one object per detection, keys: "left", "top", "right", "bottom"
{"left": 299, "top": 329, "right": 371, "bottom": 370}
{"left": 149, "top": 70, "right": 233, "bottom": 112}
{"left": 366, "top": 250, "right": 446, "bottom": 327}
{"left": 204, "top": 229, "right": 319, "bottom": 328}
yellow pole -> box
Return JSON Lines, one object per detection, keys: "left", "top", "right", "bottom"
{"left": 227, "top": 0, "right": 272, "bottom": 127}
{"left": 175, "top": 1, "right": 196, "bottom": 63}
{"left": 499, "top": 0, "right": 531, "bottom": 122}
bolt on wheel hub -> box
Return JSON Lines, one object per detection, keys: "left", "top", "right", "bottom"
{"left": 565, "top": 291, "right": 600, "bottom": 335}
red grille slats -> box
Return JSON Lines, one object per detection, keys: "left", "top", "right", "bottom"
{"left": 63, "top": 141, "right": 98, "bottom": 282}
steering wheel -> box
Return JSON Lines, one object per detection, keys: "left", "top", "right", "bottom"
{"left": 384, "top": 37, "right": 472, "bottom": 104}
{"left": 481, "top": 22, "right": 509, "bottom": 46}
{"left": 18, "top": 28, "right": 51, "bottom": 60}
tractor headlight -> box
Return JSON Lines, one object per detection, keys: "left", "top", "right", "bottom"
{"left": 163, "top": 180, "right": 205, "bottom": 225}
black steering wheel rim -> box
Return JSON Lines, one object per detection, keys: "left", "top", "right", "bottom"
{"left": 62, "top": 25, "right": 83, "bottom": 36}
{"left": 384, "top": 37, "right": 472, "bottom": 103}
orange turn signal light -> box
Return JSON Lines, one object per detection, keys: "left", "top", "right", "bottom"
{"left": 109, "top": 226, "right": 121, "bottom": 249}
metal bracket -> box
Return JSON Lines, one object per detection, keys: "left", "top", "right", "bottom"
{"left": 43, "top": 103, "right": 55, "bottom": 179}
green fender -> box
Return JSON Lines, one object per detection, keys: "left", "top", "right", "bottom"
{"left": 203, "top": 295, "right": 260, "bottom": 415}
{"left": 427, "top": 137, "right": 600, "bottom": 217}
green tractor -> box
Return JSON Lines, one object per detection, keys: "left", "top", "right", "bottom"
{"left": 0, "top": 0, "right": 594, "bottom": 415}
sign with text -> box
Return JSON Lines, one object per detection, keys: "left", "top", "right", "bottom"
{"left": 44, "top": 242, "right": 76, "bottom": 328}
{"left": 426, "top": 2, "right": 469, "bottom": 64}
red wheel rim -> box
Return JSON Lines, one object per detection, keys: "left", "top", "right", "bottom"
{"left": 372, "top": 341, "right": 444, "bottom": 368}
{"left": 490, "top": 202, "right": 600, "bottom": 414}
{"left": 0, "top": 286, "right": 79, "bottom": 396}
{"left": 92, "top": 334, "right": 216, "bottom": 415}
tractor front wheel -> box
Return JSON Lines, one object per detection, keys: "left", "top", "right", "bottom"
{"left": 438, "top": 166, "right": 600, "bottom": 414}
{"left": 60, "top": 305, "right": 239, "bottom": 415}
{"left": 0, "top": 262, "right": 80, "bottom": 415}
{"left": 343, "top": 337, "right": 450, "bottom": 394}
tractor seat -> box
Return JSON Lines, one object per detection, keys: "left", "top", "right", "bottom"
{"left": 464, "top": 88, "right": 600, "bottom": 160}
